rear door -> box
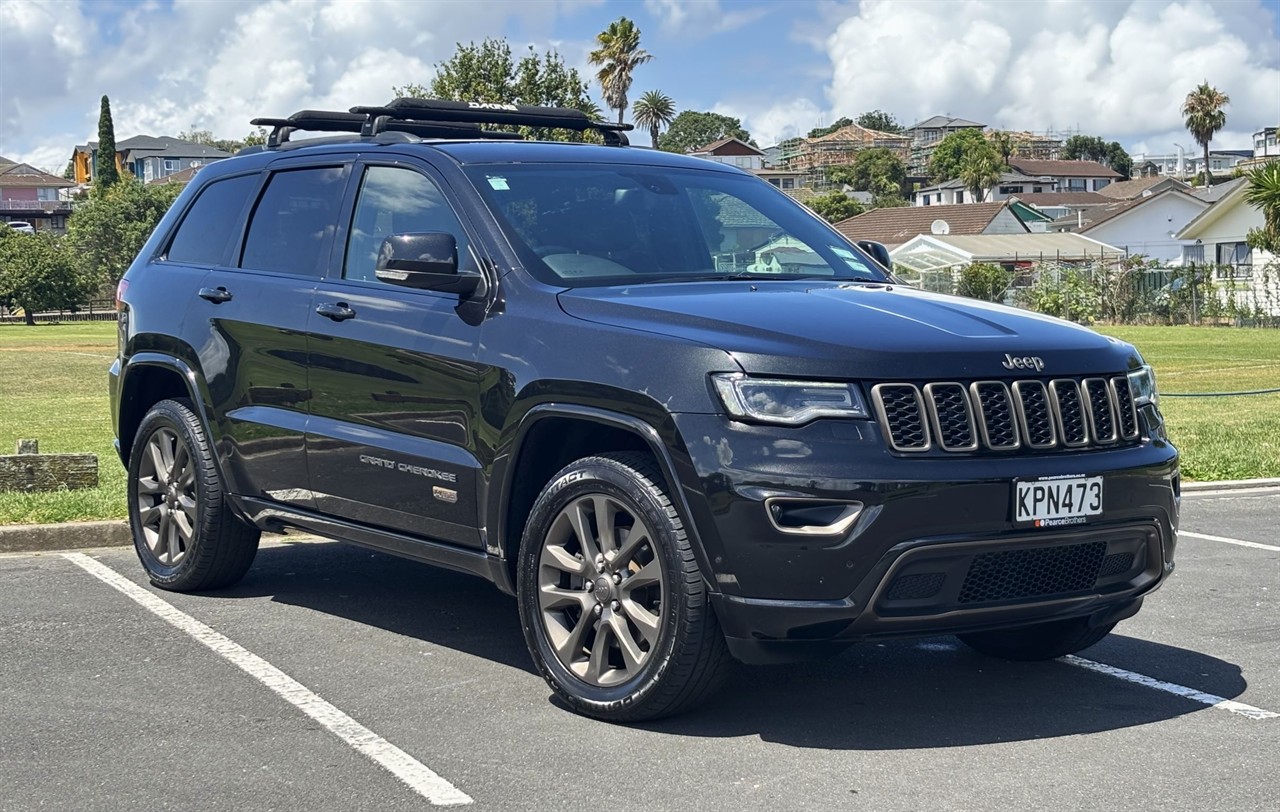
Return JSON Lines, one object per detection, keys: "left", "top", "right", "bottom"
{"left": 193, "top": 160, "right": 351, "bottom": 507}
{"left": 303, "top": 157, "right": 491, "bottom": 547}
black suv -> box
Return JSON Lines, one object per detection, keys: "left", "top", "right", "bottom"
{"left": 110, "top": 99, "right": 1179, "bottom": 721}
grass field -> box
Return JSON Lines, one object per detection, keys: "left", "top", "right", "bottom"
{"left": 1, "top": 322, "right": 1277, "bottom": 524}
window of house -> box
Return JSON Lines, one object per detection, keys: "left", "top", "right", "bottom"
{"left": 768, "top": 178, "right": 780, "bottom": 187}
{"left": 922, "top": 195, "right": 930, "bottom": 205}
{"left": 164, "top": 159, "right": 179, "bottom": 172}
{"left": 241, "top": 166, "right": 347, "bottom": 276}
{"left": 1216, "top": 242, "right": 1250, "bottom": 266}
{"left": 781, "top": 178, "right": 794, "bottom": 190}
{"left": 1094, "top": 179, "right": 1110, "bottom": 190}
{"left": 998, "top": 186, "right": 1023, "bottom": 195}
{"left": 1033, "top": 186, "right": 1043, "bottom": 193}
{"left": 955, "top": 191, "right": 964, "bottom": 204}
{"left": 1181, "top": 244, "right": 1204, "bottom": 265}
{"left": 343, "top": 165, "right": 472, "bottom": 284}
{"left": 1067, "top": 179, "right": 1086, "bottom": 191}
{"left": 166, "top": 174, "right": 259, "bottom": 265}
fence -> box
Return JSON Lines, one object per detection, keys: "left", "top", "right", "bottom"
{"left": 0, "top": 299, "right": 117, "bottom": 325}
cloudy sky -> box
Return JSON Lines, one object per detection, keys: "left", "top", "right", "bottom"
{"left": 2, "top": 0, "right": 1278, "bottom": 173}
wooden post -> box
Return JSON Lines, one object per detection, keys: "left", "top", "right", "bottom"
{"left": 0, "top": 440, "right": 99, "bottom": 492}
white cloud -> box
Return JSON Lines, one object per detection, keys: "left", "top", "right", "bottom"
{"left": 821, "top": 0, "right": 1280, "bottom": 148}
{"left": 644, "top": 0, "right": 770, "bottom": 35}
{"left": 0, "top": 0, "right": 599, "bottom": 168}
{"left": 713, "top": 97, "right": 829, "bottom": 147}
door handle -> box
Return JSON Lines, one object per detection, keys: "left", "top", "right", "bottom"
{"left": 198, "top": 286, "right": 233, "bottom": 303}
{"left": 316, "top": 302, "right": 357, "bottom": 322}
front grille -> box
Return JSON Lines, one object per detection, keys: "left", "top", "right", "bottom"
{"left": 870, "top": 376, "right": 1140, "bottom": 454}
{"left": 1098, "top": 551, "right": 1135, "bottom": 578}
{"left": 884, "top": 572, "right": 946, "bottom": 601}
{"left": 958, "top": 541, "right": 1107, "bottom": 604}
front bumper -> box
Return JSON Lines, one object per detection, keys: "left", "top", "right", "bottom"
{"left": 668, "top": 413, "right": 1179, "bottom": 662}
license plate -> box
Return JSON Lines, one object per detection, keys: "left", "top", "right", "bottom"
{"left": 1015, "top": 476, "right": 1103, "bottom": 527}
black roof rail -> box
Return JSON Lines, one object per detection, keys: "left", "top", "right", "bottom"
{"left": 250, "top": 109, "right": 523, "bottom": 148}
{"left": 351, "top": 98, "right": 633, "bottom": 146}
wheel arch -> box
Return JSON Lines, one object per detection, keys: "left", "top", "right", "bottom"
{"left": 117, "top": 353, "right": 216, "bottom": 468}
{"left": 491, "top": 404, "right": 715, "bottom": 596}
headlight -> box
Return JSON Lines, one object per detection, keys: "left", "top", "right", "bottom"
{"left": 1127, "top": 364, "right": 1159, "bottom": 407}
{"left": 712, "top": 374, "right": 870, "bottom": 425}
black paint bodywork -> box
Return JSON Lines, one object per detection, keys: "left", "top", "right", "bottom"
{"left": 110, "top": 138, "right": 1179, "bottom": 664}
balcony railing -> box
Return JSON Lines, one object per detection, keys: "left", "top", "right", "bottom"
{"left": 1, "top": 199, "right": 74, "bottom": 212}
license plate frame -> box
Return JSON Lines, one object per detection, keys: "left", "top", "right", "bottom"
{"left": 1014, "top": 475, "right": 1103, "bottom": 528}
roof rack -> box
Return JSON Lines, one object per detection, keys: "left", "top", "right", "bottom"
{"left": 350, "top": 98, "right": 633, "bottom": 146}
{"left": 250, "top": 110, "right": 524, "bottom": 148}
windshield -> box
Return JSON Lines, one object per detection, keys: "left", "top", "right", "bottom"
{"left": 462, "top": 163, "right": 889, "bottom": 287}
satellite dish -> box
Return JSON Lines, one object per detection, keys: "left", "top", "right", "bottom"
{"left": 931, "top": 219, "right": 951, "bottom": 235}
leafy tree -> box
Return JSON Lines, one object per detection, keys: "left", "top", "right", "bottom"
{"left": 632, "top": 90, "right": 676, "bottom": 146}
{"left": 855, "top": 110, "right": 902, "bottom": 133}
{"left": 1016, "top": 265, "right": 1101, "bottom": 324}
{"left": 0, "top": 230, "right": 92, "bottom": 325}
{"left": 241, "top": 128, "right": 268, "bottom": 149}
{"left": 808, "top": 117, "right": 852, "bottom": 139}
{"left": 929, "top": 128, "right": 995, "bottom": 182}
{"left": 827, "top": 147, "right": 907, "bottom": 198}
{"left": 806, "top": 192, "right": 864, "bottom": 223}
{"left": 1182, "top": 81, "right": 1230, "bottom": 187}
{"left": 394, "top": 39, "right": 598, "bottom": 142}
{"left": 956, "top": 262, "right": 1012, "bottom": 302}
{"left": 66, "top": 180, "right": 183, "bottom": 287}
{"left": 657, "top": 111, "right": 753, "bottom": 154}
{"left": 95, "top": 95, "right": 120, "bottom": 188}
{"left": 588, "top": 17, "right": 653, "bottom": 125}
{"left": 1244, "top": 160, "right": 1280, "bottom": 253}
{"left": 1060, "top": 134, "right": 1133, "bottom": 178}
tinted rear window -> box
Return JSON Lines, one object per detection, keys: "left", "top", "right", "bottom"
{"left": 166, "top": 174, "right": 257, "bottom": 265}
{"left": 240, "top": 166, "right": 347, "bottom": 276}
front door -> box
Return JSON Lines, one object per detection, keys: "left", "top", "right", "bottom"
{"left": 304, "top": 160, "right": 491, "bottom": 547}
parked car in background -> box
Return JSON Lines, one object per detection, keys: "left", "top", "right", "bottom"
{"left": 6, "top": 221, "right": 35, "bottom": 234}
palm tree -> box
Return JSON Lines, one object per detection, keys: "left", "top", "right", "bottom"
{"left": 632, "top": 91, "right": 675, "bottom": 146}
{"left": 588, "top": 17, "right": 653, "bottom": 125}
{"left": 960, "top": 149, "right": 1003, "bottom": 202}
{"left": 1181, "top": 81, "right": 1230, "bottom": 187}
{"left": 1244, "top": 161, "right": 1280, "bottom": 253}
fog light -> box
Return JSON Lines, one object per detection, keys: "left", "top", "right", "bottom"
{"left": 766, "top": 498, "right": 863, "bottom": 536}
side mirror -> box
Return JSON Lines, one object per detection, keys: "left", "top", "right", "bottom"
{"left": 856, "top": 240, "right": 893, "bottom": 271}
{"left": 374, "top": 232, "right": 486, "bottom": 297}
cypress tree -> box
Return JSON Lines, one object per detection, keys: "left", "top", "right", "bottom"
{"left": 95, "top": 95, "right": 120, "bottom": 188}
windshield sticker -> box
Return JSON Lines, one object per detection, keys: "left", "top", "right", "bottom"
{"left": 487, "top": 176, "right": 510, "bottom": 191}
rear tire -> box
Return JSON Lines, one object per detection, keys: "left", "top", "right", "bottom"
{"left": 517, "top": 452, "right": 731, "bottom": 722}
{"left": 127, "top": 398, "right": 260, "bottom": 591}
{"left": 957, "top": 617, "right": 1115, "bottom": 661}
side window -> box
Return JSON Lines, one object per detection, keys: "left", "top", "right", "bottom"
{"left": 343, "top": 166, "right": 471, "bottom": 284}
{"left": 166, "top": 174, "right": 258, "bottom": 265}
{"left": 240, "top": 166, "right": 346, "bottom": 275}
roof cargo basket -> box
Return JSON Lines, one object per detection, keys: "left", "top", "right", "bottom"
{"left": 351, "top": 98, "right": 633, "bottom": 146}
{"left": 250, "top": 110, "right": 522, "bottom": 148}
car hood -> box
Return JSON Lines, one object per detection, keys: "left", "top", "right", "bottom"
{"left": 557, "top": 281, "right": 1140, "bottom": 380}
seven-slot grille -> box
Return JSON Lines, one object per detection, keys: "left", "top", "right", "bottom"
{"left": 871, "top": 376, "right": 1140, "bottom": 453}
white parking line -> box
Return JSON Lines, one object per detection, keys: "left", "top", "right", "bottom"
{"left": 1064, "top": 656, "right": 1279, "bottom": 720}
{"left": 1180, "top": 530, "right": 1280, "bottom": 552}
{"left": 62, "top": 553, "right": 473, "bottom": 807}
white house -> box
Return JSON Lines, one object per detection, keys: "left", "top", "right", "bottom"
{"left": 688, "top": 137, "right": 765, "bottom": 171}
{"left": 1254, "top": 127, "right": 1279, "bottom": 159}
{"left": 914, "top": 160, "right": 1121, "bottom": 206}
{"left": 1176, "top": 180, "right": 1279, "bottom": 315}
{"left": 1051, "top": 189, "right": 1210, "bottom": 263}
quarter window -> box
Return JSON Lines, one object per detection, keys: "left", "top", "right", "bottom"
{"left": 241, "top": 167, "right": 347, "bottom": 276}
{"left": 166, "top": 174, "right": 258, "bottom": 265}
{"left": 343, "top": 166, "right": 471, "bottom": 284}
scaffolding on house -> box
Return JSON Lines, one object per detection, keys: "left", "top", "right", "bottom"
{"left": 780, "top": 124, "right": 911, "bottom": 194}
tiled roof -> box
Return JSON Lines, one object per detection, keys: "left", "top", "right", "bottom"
{"left": 716, "top": 194, "right": 774, "bottom": 228}
{"left": 0, "top": 162, "right": 76, "bottom": 188}
{"left": 689, "top": 137, "right": 763, "bottom": 156}
{"left": 1008, "top": 159, "right": 1122, "bottom": 179}
{"left": 831, "top": 201, "right": 1015, "bottom": 246}
{"left": 906, "top": 115, "right": 985, "bottom": 131}
{"left": 1009, "top": 192, "right": 1112, "bottom": 207}
{"left": 1053, "top": 189, "right": 1208, "bottom": 233}
{"left": 1193, "top": 176, "right": 1247, "bottom": 202}
{"left": 74, "top": 136, "right": 232, "bottom": 160}
{"left": 147, "top": 166, "right": 202, "bottom": 185}
{"left": 1095, "top": 176, "right": 1190, "bottom": 200}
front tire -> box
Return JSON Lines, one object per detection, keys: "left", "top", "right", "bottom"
{"left": 127, "top": 398, "right": 260, "bottom": 591}
{"left": 517, "top": 452, "right": 731, "bottom": 722}
{"left": 957, "top": 617, "right": 1116, "bottom": 661}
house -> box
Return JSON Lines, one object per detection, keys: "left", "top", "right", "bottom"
{"left": 903, "top": 115, "right": 985, "bottom": 175}
{"left": 1193, "top": 176, "right": 1248, "bottom": 204}
{"left": 71, "top": 136, "right": 232, "bottom": 184}
{"left": 0, "top": 159, "right": 77, "bottom": 232}
{"left": 1006, "top": 158, "right": 1121, "bottom": 193}
{"left": 751, "top": 167, "right": 805, "bottom": 192}
{"left": 1095, "top": 176, "right": 1192, "bottom": 200}
{"left": 1050, "top": 189, "right": 1210, "bottom": 263}
{"left": 832, "top": 201, "right": 1027, "bottom": 248}
{"left": 687, "top": 137, "right": 765, "bottom": 171}
{"left": 779, "top": 124, "right": 911, "bottom": 174}
{"left": 147, "top": 165, "right": 202, "bottom": 186}
{"left": 915, "top": 171, "right": 1062, "bottom": 207}
{"left": 1254, "top": 127, "right": 1279, "bottom": 159}
{"left": 1006, "top": 192, "right": 1114, "bottom": 223}
{"left": 1175, "top": 179, "right": 1280, "bottom": 315}
{"left": 890, "top": 232, "right": 1126, "bottom": 291}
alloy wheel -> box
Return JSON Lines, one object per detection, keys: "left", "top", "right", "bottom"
{"left": 537, "top": 493, "right": 666, "bottom": 687}
{"left": 135, "top": 427, "right": 197, "bottom": 566}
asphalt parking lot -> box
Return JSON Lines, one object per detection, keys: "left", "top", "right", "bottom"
{"left": 2, "top": 487, "right": 1276, "bottom": 811}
